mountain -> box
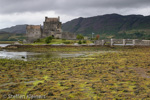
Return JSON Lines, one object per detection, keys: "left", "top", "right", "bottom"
{"left": 1, "top": 14, "right": 150, "bottom": 39}
{"left": 0, "top": 25, "right": 27, "bottom": 41}
{"left": 0, "top": 31, "right": 26, "bottom": 41}
{"left": 62, "top": 14, "right": 150, "bottom": 39}
{"left": 0, "top": 24, "right": 27, "bottom": 34}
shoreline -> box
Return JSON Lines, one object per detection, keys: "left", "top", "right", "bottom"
{"left": 3, "top": 44, "right": 150, "bottom": 49}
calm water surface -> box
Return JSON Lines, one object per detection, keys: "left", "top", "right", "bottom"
{"left": 0, "top": 44, "right": 117, "bottom": 61}
{"left": 0, "top": 50, "right": 87, "bottom": 61}
{"left": 0, "top": 44, "right": 10, "bottom": 47}
{"left": 0, "top": 44, "right": 87, "bottom": 61}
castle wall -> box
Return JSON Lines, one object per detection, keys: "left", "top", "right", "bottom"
{"left": 26, "top": 25, "right": 42, "bottom": 43}
{"left": 62, "top": 32, "right": 76, "bottom": 40}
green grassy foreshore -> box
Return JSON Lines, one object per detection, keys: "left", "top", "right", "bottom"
{"left": 0, "top": 46, "right": 150, "bottom": 99}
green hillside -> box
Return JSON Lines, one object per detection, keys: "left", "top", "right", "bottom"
{"left": 62, "top": 14, "right": 150, "bottom": 39}
{"left": 0, "top": 31, "right": 26, "bottom": 41}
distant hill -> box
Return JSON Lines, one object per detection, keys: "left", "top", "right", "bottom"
{"left": 0, "top": 25, "right": 27, "bottom": 41}
{"left": 62, "top": 14, "right": 150, "bottom": 39}
{"left": 1, "top": 14, "right": 150, "bottom": 39}
{"left": 0, "top": 24, "right": 27, "bottom": 34}
{"left": 0, "top": 31, "right": 26, "bottom": 41}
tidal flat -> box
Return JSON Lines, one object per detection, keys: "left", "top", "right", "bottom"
{"left": 0, "top": 46, "right": 150, "bottom": 99}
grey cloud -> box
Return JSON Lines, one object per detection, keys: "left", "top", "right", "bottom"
{"left": 1, "top": 0, "right": 150, "bottom": 29}
{"left": 0, "top": 0, "right": 150, "bottom": 14}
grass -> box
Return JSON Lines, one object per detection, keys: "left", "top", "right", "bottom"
{"left": 0, "top": 46, "right": 150, "bottom": 99}
{"left": 0, "top": 41, "right": 15, "bottom": 44}
{"left": 32, "top": 38, "right": 93, "bottom": 45}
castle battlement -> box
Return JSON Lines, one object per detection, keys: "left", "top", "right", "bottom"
{"left": 45, "top": 16, "right": 60, "bottom": 22}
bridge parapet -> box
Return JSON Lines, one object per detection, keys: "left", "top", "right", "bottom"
{"left": 95, "top": 39, "right": 150, "bottom": 46}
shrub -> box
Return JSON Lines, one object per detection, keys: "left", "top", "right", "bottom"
{"left": 45, "top": 36, "right": 53, "bottom": 44}
{"left": 78, "top": 40, "right": 82, "bottom": 44}
{"left": 77, "top": 34, "right": 84, "bottom": 40}
{"left": 96, "top": 34, "right": 100, "bottom": 40}
{"left": 83, "top": 40, "right": 87, "bottom": 44}
{"left": 34, "top": 39, "right": 41, "bottom": 43}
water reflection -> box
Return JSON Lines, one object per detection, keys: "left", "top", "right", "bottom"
{"left": 0, "top": 50, "right": 42, "bottom": 61}
{"left": 0, "top": 50, "right": 86, "bottom": 61}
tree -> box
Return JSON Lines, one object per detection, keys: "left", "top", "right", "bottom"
{"left": 45, "top": 36, "right": 53, "bottom": 44}
{"left": 77, "top": 34, "right": 84, "bottom": 40}
{"left": 34, "top": 39, "right": 41, "bottom": 43}
{"left": 78, "top": 40, "right": 82, "bottom": 44}
{"left": 96, "top": 34, "right": 100, "bottom": 40}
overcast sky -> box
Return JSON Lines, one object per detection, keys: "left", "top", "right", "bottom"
{"left": 0, "top": 0, "right": 150, "bottom": 29}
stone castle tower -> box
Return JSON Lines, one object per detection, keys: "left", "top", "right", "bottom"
{"left": 42, "top": 16, "right": 62, "bottom": 38}
{"left": 26, "top": 16, "right": 76, "bottom": 43}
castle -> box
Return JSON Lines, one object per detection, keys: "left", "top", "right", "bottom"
{"left": 26, "top": 16, "right": 76, "bottom": 43}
